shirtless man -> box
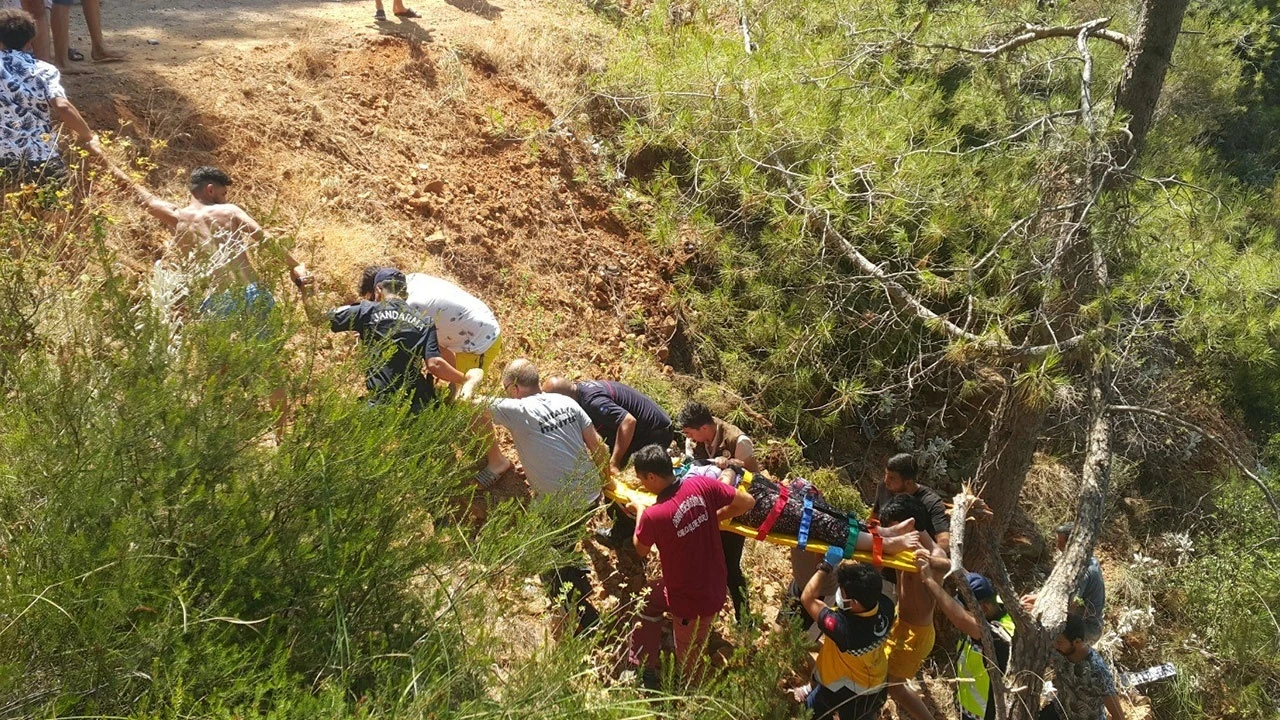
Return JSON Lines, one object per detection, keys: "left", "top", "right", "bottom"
{"left": 878, "top": 494, "right": 948, "bottom": 720}
{"left": 109, "top": 164, "right": 312, "bottom": 431}
{"left": 110, "top": 164, "right": 312, "bottom": 310}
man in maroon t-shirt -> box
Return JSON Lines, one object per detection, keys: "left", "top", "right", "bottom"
{"left": 627, "top": 444, "right": 757, "bottom": 685}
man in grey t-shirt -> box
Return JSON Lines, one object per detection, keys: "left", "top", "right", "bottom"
{"left": 1022, "top": 522, "right": 1106, "bottom": 643}
{"left": 471, "top": 358, "right": 608, "bottom": 634}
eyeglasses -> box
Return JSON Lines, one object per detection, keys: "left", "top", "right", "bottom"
{"left": 503, "top": 381, "right": 516, "bottom": 394}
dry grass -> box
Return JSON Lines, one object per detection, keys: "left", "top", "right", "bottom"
{"left": 455, "top": 0, "right": 617, "bottom": 120}
{"left": 1020, "top": 452, "right": 1081, "bottom": 532}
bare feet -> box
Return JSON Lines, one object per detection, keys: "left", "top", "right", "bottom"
{"left": 91, "top": 48, "right": 127, "bottom": 63}
{"left": 877, "top": 517, "right": 916, "bottom": 538}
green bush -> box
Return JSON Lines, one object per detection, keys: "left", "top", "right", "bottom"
{"left": 1157, "top": 489, "right": 1280, "bottom": 718}
{"left": 0, "top": 219, "right": 496, "bottom": 712}
{"left": 0, "top": 202, "right": 813, "bottom": 719}
{"left": 598, "top": 0, "right": 1280, "bottom": 449}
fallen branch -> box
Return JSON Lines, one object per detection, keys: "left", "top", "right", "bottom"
{"left": 914, "top": 19, "right": 1132, "bottom": 57}
{"left": 948, "top": 486, "right": 1008, "bottom": 720}
{"left": 947, "top": 486, "right": 977, "bottom": 581}
{"left": 821, "top": 217, "right": 1085, "bottom": 359}
{"left": 1108, "top": 404, "right": 1280, "bottom": 524}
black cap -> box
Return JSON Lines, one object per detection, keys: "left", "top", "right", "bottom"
{"left": 374, "top": 267, "right": 407, "bottom": 291}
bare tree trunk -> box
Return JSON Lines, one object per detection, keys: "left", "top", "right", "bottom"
{"left": 1112, "top": 0, "right": 1192, "bottom": 170}
{"left": 1007, "top": 357, "right": 1113, "bottom": 717}
{"left": 971, "top": 1, "right": 1189, "bottom": 717}
{"left": 972, "top": 382, "right": 1050, "bottom": 540}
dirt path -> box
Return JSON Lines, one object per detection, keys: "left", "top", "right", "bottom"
{"left": 72, "top": 0, "right": 530, "bottom": 68}
{"left": 70, "top": 0, "right": 661, "bottom": 373}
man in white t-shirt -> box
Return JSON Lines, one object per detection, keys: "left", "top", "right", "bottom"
{"left": 360, "top": 267, "right": 502, "bottom": 389}
{"left": 470, "top": 358, "right": 609, "bottom": 634}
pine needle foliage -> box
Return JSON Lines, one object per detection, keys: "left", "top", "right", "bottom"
{"left": 600, "top": 0, "right": 1280, "bottom": 442}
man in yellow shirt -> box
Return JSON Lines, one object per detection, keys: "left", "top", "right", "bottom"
{"left": 800, "top": 548, "right": 896, "bottom": 720}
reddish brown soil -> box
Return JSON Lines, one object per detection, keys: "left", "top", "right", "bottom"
{"left": 76, "top": 34, "right": 674, "bottom": 380}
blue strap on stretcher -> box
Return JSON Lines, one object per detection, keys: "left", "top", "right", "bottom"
{"left": 796, "top": 493, "right": 815, "bottom": 550}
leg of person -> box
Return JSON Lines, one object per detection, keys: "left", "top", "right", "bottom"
{"left": 888, "top": 681, "right": 935, "bottom": 720}
{"left": 1083, "top": 618, "right": 1103, "bottom": 646}
{"left": 628, "top": 579, "right": 670, "bottom": 673}
{"left": 810, "top": 686, "right": 888, "bottom": 720}
{"left": 450, "top": 348, "right": 488, "bottom": 399}
{"left": 604, "top": 502, "right": 637, "bottom": 548}
{"left": 50, "top": 0, "right": 87, "bottom": 73}
{"left": 886, "top": 620, "right": 937, "bottom": 720}
{"left": 20, "top": 0, "right": 51, "bottom": 61}
{"left": 472, "top": 416, "right": 513, "bottom": 487}
{"left": 478, "top": 335, "right": 502, "bottom": 377}
{"left": 807, "top": 685, "right": 849, "bottom": 720}
{"left": 720, "top": 531, "right": 748, "bottom": 621}
{"left": 539, "top": 563, "right": 599, "bottom": 635}
{"left": 80, "top": 0, "right": 124, "bottom": 61}
{"left": 846, "top": 688, "right": 888, "bottom": 720}
{"left": 670, "top": 612, "right": 716, "bottom": 684}
{"left": 453, "top": 336, "right": 502, "bottom": 389}
{"left": 633, "top": 427, "right": 675, "bottom": 456}
{"left": 562, "top": 564, "right": 600, "bottom": 633}
{"left": 373, "top": 0, "right": 386, "bottom": 19}
{"left": 781, "top": 545, "right": 821, "bottom": 628}
{"left": 392, "top": 0, "right": 420, "bottom": 17}
{"left": 1037, "top": 702, "right": 1065, "bottom": 720}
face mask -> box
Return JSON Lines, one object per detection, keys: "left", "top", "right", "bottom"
{"left": 834, "top": 588, "right": 856, "bottom": 611}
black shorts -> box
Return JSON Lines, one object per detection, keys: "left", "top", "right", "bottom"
{"left": 0, "top": 156, "right": 68, "bottom": 190}
{"left": 807, "top": 686, "right": 887, "bottom": 720}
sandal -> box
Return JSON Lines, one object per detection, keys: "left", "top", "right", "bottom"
{"left": 373, "top": 8, "right": 387, "bottom": 20}
{"left": 394, "top": 8, "right": 421, "bottom": 17}
{"left": 68, "top": 47, "right": 84, "bottom": 62}
{"left": 475, "top": 466, "right": 500, "bottom": 489}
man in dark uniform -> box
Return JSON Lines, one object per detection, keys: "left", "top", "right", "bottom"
{"left": 542, "top": 376, "right": 673, "bottom": 549}
{"left": 328, "top": 268, "right": 475, "bottom": 413}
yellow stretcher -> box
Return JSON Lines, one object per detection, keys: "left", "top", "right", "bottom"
{"left": 603, "top": 470, "right": 918, "bottom": 573}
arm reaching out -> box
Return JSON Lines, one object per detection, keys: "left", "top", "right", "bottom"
{"left": 426, "top": 356, "right": 468, "bottom": 385}
{"left": 234, "top": 208, "right": 312, "bottom": 291}
{"left": 583, "top": 425, "right": 611, "bottom": 486}
{"left": 610, "top": 413, "right": 637, "bottom": 474}
{"left": 801, "top": 546, "right": 843, "bottom": 621}
{"left": 716, "top": 486, "right": 756, "bottom": 523}
{"left": 1104, "top": 694, "right": 1125, "bottom": 720}
{"left": 49, "top": 97, "right": 102, "bottom": 162}
{"left": 915, "top": 549, "right": 985, "bottom": 640}
{"left": 107, "top": 163, "right": 182, "bottom": 230}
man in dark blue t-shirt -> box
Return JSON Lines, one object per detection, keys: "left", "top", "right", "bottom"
{"left": 543, "top": 376, "right": 674, "bottom": 549}
{"left": 328, "top": 268, "right": 474, "bottom": 413}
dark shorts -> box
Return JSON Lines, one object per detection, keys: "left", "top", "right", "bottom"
{"left": 807, "top": 685, "right": 887, "bottom": 720}
{"left": 0, "top": 155, "right": 68, "bottom": 190}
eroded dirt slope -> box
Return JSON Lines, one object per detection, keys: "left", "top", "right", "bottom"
{"left": 76, "top": 32, "right": 675, "bottom": 379}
